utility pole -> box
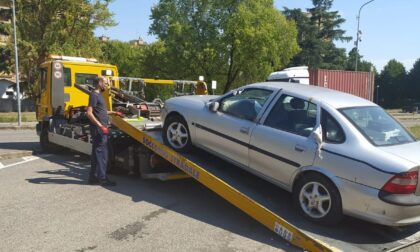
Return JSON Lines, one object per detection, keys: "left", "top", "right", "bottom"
{"left": 355, "top": 0, "right": 375, "bottom": 71}
{"left": 12, "top": 0, "right": 21, "bottom": 126}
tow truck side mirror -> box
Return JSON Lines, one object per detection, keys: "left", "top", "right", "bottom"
{"left": 209, "top": 101, "right": 219, "bottom": 112}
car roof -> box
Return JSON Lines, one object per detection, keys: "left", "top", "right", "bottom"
{"left": 246, "top": 81, "right": 375, "bottom": 109}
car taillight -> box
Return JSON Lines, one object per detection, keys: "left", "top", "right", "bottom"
{"left": 381, "top": 171, "right": 418, "bottom": 194}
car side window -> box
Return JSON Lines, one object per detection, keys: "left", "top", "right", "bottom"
{"left": 321, "top": 109, "right": 345, "bottom": 143}
{"left": 219, "top": 88, "right": 273, "bottom": 121}
{"left": 264, "top": 94, "right": 317, "bottom": 137}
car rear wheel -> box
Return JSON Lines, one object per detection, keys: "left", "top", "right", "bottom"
{"left": 293, "top": 173, "right": 342, "bottom": 225}
{"left": 163, "top": 115, "right": 192, "bottom": 152}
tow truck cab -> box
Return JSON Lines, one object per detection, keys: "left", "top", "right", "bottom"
{"left": 36, "top": 54, "right": 119, "bottom": 127}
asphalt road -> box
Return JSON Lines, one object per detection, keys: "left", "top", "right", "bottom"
{"left": 0, "top": 129, "right": 40, "bottom": 155}
{"left": 2, "top": 129, "right": 420, "bottom": 252}
{"left": 0, "top": 130, "right": 296, "bottom": 252}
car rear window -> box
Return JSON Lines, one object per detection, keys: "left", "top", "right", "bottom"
{"left": 340, "top": 106, "right": 415, "bottom": 146}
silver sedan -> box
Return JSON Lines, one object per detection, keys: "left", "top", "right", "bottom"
{"left": 161, "top": 82, "right": 420, "bottom": 226}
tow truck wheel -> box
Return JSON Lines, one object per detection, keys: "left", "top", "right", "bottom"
{"left": 40, "top": 124, "right": 55, "bottom": 153}
{"left": 293, "top": 173, "right": 342, "bottom": 226}
{"left": 163, "top": 115, "right": 192, "bottom": 152}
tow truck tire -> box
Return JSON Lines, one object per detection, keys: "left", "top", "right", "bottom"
{"left": 293, "top": 173, "right": 342, "bottom": 226}
{"left": 107, "top": 137, "right": 117, "bottom": 174}
{"left": 40, "top": 124, "right": 55, "bottom": 153}
{"left": 163, "top": 115, "right": 192, "bottom": 153}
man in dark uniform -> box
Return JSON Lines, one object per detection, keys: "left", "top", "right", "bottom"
{"left": 86, "top": 76, "right": 122, "bottom": 186}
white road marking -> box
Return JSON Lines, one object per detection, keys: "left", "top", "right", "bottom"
{"left": 38, "top": 154, "right": 53, "bottom": 158}
{"left": 0, "top": 156, "right": 40, "bottom": 170}
{"left": 22, "top": 156, "right": 35, "bottom": 161}
{"left": 0, "top": 162, "right": 3, "bottom": 168}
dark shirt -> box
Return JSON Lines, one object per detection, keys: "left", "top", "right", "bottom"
{"left": 88, "top": 91, "right": 108, "bottom": 126}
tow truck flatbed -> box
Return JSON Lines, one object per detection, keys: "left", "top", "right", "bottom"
{"left": 111, "top": 116, "right": 420, "bottom": 252}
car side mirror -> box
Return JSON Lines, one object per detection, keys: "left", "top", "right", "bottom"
{"left": 209, "top": 101, "right": 219, "bottom": 112}
{"left": 311, "top": 125, "right": 323, "bottom": 145}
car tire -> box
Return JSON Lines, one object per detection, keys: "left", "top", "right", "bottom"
{"left": 293, "top": 173, "right": 342, "bottom": 226}
{"left": 163, "top": 115, "right": 192, "bottom": 153}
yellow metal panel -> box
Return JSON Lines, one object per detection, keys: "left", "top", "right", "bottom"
{"left": 143, "top": 79, "right": 175, "bottom": 85}
{"left": 37, "top": 59, "right": 119, "bottom": 120}
{"left": 164, "top": 173, "right": 191, "bottom": 180}
{"left": 110, "top": 116, "right": 339, "bottom": 252}
{"left": 37, "top": 64, "right": 52, "bottom": 120}
{"left": 61, "top": 62, "right": 119, "bottom": 112}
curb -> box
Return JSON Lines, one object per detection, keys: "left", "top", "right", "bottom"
{"left": 0, "top": 150, "right": 35, "bottom": 161}
{"left": 0, "top": 126, "right": 36, "bottom": 130}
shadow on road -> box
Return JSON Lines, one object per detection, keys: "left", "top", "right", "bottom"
{"left": 26, "top": 157, "right": 89, "bottom": 185}
{"left": 0, "top": 141, "right": 40, "bottom": 152}
{"left": 26, "top": 151, "right": 420, "bottom": 252}
{"left": 26, "top": 153, "right": 294, "bottom": 251}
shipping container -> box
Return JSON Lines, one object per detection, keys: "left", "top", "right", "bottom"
{"left": 267, "top": 67, "right": 375, "bottom": 101}
{"left": 309, "top": 69, "right": 375, "bottom": 101}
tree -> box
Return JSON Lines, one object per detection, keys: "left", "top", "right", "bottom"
{"left": 140, "top": 41, "right": 172, "bottom": 79}
{"left": 101, "top": 40, "right": 174, "bottom": 101}
{"left": 0, "top": 47, "right": 12, "bottom": 74}
{"left": 283, "top": 0, "right": 351, "bottom": 69}
{"left": 150, "top": 0, "right": 299, "bottom": 93}
{"left": 407, "top": 58, "right": 420, "bottom": 101}
{"left": 0, "top": 10, "right": 12, "bottom": 74}
{"left": 377, "top": 59, "right": 407, "bottom": 108}
{"left": 100, "top": 40, "right": 144, "bottom": 77}
{"left": 345, "top": 47, "right": 375, "bottom": 72}
{"left": 13, "top": 0, "right": 115, "bottom": 97}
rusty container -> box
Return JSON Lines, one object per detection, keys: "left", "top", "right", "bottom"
{"left": 309, "top": 69, "right": 375, "bottom": 101}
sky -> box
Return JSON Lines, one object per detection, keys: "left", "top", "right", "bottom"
{"left": 95, "top": 0, "right": 420, "bottom": 72}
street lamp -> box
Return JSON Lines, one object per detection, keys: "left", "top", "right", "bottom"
{"left": 355, "top": 0, "right": 375, "bottom": 71}
{"left": 12, "top": 0, "right": 21, "bottom": 126}
{"left": 376, "top": 85, "right": 380, "bottom": 104}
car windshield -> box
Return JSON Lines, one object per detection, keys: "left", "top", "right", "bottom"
{"left": 340, "top": 106, "right": 415, "bottom": 146}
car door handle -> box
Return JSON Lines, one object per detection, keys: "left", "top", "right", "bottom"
{"left": 240, "top": 127, "right": 250, "bottom": 134}
{"left": 294, "top": 145, "right": 307, "bottom": 152}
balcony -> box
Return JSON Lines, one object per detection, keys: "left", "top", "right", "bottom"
{"left": 0, "top": 0, "right": 11, "bottom": 8}
{"left": 0, "top": 17, "right": 10, "bottom": 23}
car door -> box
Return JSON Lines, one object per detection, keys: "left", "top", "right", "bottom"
{"left": 249, "top": 93, "right": 319, "bottom": 187}
{"left": 194, "top": 88, "right": 275, "bottom": 167}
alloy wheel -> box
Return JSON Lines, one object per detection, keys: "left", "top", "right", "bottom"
{"left": 166, "top": 121, "right": 189, "bottom": 149}
{"left": 299, "top": 181, "right": 332, "bottom": 219}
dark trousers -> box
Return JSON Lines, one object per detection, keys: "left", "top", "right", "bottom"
{"left": 90, "top": 126, "right": 108, "bottom": 180}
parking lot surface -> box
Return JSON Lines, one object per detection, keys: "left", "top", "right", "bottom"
{"left": 0, "top": 130, "right": 294, "bottom": 252}
{"left": 1, "top": 130, "right": 420, "bottom": 251}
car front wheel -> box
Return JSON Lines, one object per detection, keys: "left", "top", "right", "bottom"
{"left": 163, "top": 115, "right": 192, "bottom": 152}
{"left": 293, "top": 173, "right": 342, "bottom": 225}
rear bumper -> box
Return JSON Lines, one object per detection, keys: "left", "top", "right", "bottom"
{"left": 340, "top": 178, "right": 420, "bottom": 226}
{"left": 379, "top": 191, "right": 420, "bottom": 206}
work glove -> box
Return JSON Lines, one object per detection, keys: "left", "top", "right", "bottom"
{"left": 100, "top": 125, "right": 109, "bottom": 135}
{"left": 115, "top": 111, "right": 124, "bottom": 118}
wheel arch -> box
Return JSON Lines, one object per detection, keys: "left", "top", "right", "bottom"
{"left": 292, "top": 166, "right": 344, "bottom": 193}
{"left": 165, "top": 111, "right": 184, "bottom": 121}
